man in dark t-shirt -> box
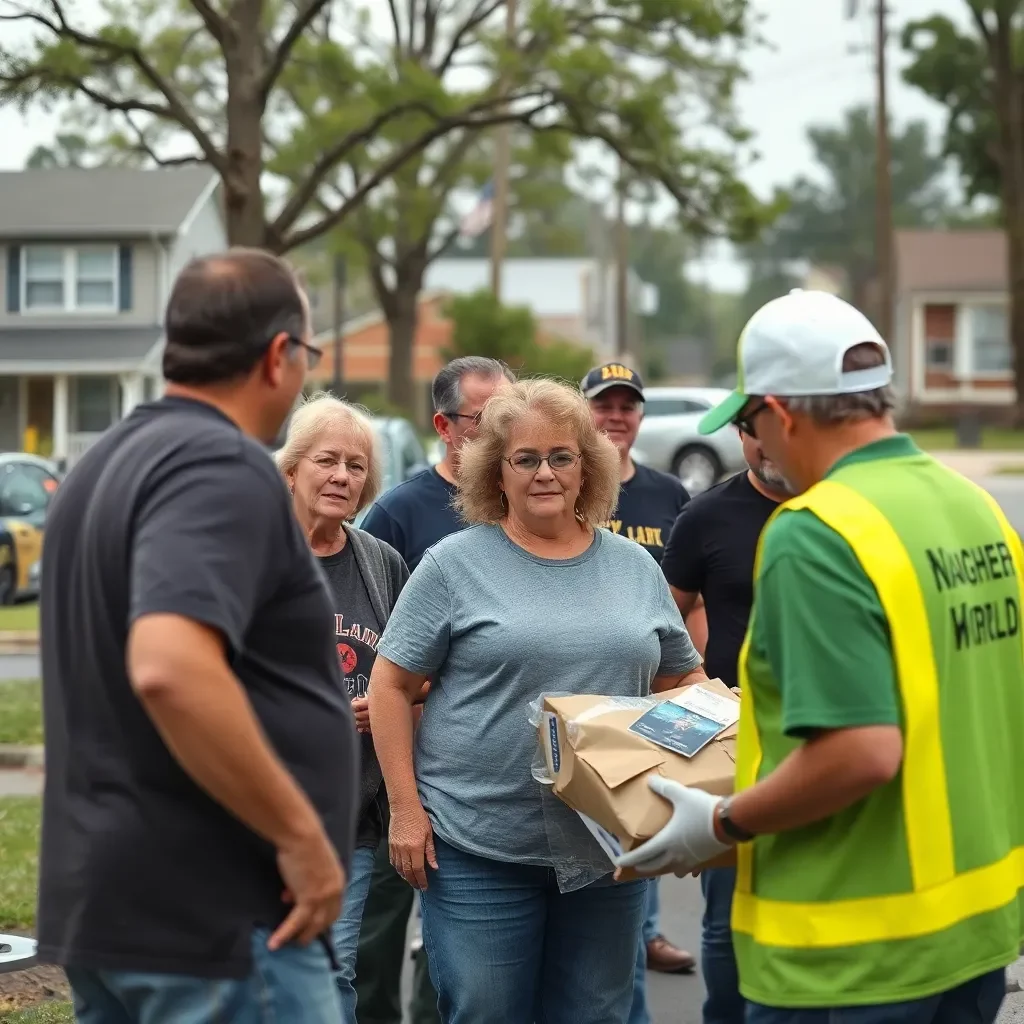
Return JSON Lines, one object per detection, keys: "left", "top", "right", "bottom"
{"left": 581, "top": 362, "right": 693, "bottom": 1024}
{"left": 356, "top": 356, "right": 514, "bottom": 1024}
{"left": 583, "top": 362, "right": 690, "bottom": 564}
{"left": 38, "top": 251, "right": 357, "bottom": 1023}
{"left": 660, "top": 428, "right": 791, "bottom": 1024}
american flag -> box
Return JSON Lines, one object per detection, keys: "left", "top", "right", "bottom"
{"left": 459, "top": 180, "right": 495, "bottom": 240}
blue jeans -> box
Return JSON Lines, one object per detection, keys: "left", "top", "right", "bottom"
{"left": 67, "top": 927, "right": 342, "bottom": 1024}
{"left": 330, "top": 843, "right": 377, "bottom": 1023}
{"left": 627, "top": 880, "right": 658, "bottom": 1024}
{"left": 702, "top": 866, "right": 744, "bottom": 1024}
{"left": 745, "top": 967, "right": 1005, "bottom": 1024}
{"left": 420, "top": 836, "right": 646, "bottom": 1024}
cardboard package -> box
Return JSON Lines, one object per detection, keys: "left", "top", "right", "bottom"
{"left": 537, "top": 679, "right": 739, "bottom": 878}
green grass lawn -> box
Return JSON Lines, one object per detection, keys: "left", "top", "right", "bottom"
{"left": 0, "top": 682, "right": 41, "bottom": 747}
{"left": 0, "top": 1004, "right": 74, "bottom": 1023}
{"left": 0, "top": 605, "right": 38, "bottom": 634}
{"left": 0, "top": 797, "right": 40, "bottom": 932}
{"left": 909, "top": 427, "right": 1024, "bottom": 451}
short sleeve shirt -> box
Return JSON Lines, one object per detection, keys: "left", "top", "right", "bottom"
{"left": 601, "top": 464, "right": 690, "bottom": 561}
{"left": 37, "top": 397, "right": 358, "bottom": 978}
{"left": 376, "top": 525, "right": 701, "bottom": 868}
{"left": 360, "top": 468, "right": 461, "bottom": 570}
{"left": 747, "top": 439, "right": 903, "bottom": 740}
{"left": 661, "top": 472, "right": 778, "bottom": 687}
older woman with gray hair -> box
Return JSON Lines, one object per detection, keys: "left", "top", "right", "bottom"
{"left": 275, "top": 393, "right": 409, "bottom": 1023}
{"left": 368, "top": 378, "right": 706, "bottom": 1024}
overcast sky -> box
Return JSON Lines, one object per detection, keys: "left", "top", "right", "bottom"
{"left": 0, "top": 0, "right": 974, "bottom": 290}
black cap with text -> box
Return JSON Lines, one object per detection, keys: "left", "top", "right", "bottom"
{"left": 580, "top": 362, "right": 645, "bottom": 401}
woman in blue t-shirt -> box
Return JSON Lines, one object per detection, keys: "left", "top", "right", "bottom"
{"left": 367, "top": 378, "right": 705, "bottom": 1024}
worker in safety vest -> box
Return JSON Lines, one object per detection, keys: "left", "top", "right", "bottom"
{"left": 616, "top": 289, "right": 1024, "bottom": 1023}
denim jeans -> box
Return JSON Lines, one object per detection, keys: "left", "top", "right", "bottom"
{"left": 745, "top": 967, "right": 1005, "bottom": 1024}
{"left": 331, "top": 844, "right": 377, "bottom": 1023}
{"left": 641, "top": 877, "right": 659, "bottom": 944}
{"left": 701, "top": 866, "right": 744, "bottom": 1024}
{"left": 67, "top": 927, "right": 342, "bottom": 1024}
{"left": 419, "top": 836, "right": 646, "bottom": 1024}
{"left": 627, "top": 880, "right": 657, "bottom": 1024}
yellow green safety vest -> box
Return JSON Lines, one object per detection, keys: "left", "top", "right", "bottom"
{"left": 733, "top": 456, "right": 1024, "bottom": 1007}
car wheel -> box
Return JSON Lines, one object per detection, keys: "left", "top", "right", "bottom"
{"left": 0, "top": 564, "right": 16, "bottom": 606}
{"left": 672, "top": 445, "right": 722, "bottom": 495}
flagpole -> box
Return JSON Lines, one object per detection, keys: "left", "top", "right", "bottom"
{"left": 490, "top": 0, "right": 517, "bottom": 302}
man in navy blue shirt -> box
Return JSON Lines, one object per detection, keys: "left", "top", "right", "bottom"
{"left": 355, "top": 356, "right": 513, "bottom": 1024}
{"left": 582, "top": 361, "right": 696, "bottom": 1024}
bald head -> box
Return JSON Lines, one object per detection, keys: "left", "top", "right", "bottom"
{"left": 163, "top": 248, "right": 308, "bottom": 386}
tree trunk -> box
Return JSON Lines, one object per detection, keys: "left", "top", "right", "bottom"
{"left": 222, "top": 23, "right": 269, "bottom": 249}
{"left": 386, "top": 280, "right": 421, "bottom": 416}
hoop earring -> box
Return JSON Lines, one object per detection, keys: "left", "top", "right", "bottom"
{"left": 500, "top": 491, "right": 508, "bottom": 513}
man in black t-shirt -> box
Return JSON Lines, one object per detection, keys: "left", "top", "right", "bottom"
{"left": 581, "top": 362, "right": 694, "bottom": 1024}
{"left": 583, "top": 362, "right": 690, "bottom": 564}
{"left": 660, "top": 429, "right": 792, "bottom": 1024}
{"left": 356, "top": 356, "right": 514, "bottom": 1024}
{"left": 38, "top": 251, "right": 357, "bottom": 1023}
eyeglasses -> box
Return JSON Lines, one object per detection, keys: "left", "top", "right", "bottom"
{"left": 304, "top": 454, "right": 368, "bottom": 477}
{"left": 734, "top": 400, "right": 769, "bottom": 439}
{"left": 504, "top": 450, "right": 582, "bottom": 474}
{"left": 287, "top": 336, "right": 323, "bottom": 371}
{"left": 446, "top": 411, "right": 482, "bottom": 427}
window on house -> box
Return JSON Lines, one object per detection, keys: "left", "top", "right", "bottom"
{"left": 925, "top": 341, "right": 954, "bottom": 370}
{"left": 23, "top": 247, "right": 65, "bottom": 310}
{"left": 970, "top": 305, "right": 1011, "bottom": 374}
{"left": 22, "top": 246, "right": 117, "bottom": 312}
{"left": 73, "top": 377, "right": 117, "bottom": 434}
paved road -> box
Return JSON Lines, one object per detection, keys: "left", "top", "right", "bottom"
{"left": 0, "top": 654, "right": 38, "bottom": 681}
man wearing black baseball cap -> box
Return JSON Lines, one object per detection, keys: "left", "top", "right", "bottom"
{"left": 581, "top": 361, "right": 696, "bottom": 1021}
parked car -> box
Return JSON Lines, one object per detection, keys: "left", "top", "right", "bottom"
{"left": 0, "top": 453, "right": 62, "bottom": 604}
{"left": 633, "top": 387, "right": 746, "bottom": 495}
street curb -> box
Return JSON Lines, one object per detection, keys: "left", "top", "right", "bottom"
{"left": 0, "top": 744, "right": 43, "bottom": 768}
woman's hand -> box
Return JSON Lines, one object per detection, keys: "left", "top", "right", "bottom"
{"left": 352, "top": 697, "right": 371, "bottom": 734}
{"left": 389, "top": 802, "right": 438, "bottom": 890}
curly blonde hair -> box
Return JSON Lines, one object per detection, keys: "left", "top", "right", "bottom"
{"left": 274, "top": 392, "right": 383, "bottom": 519}
{"left": 456, "top": 378, "right": 620, "bottom": 526}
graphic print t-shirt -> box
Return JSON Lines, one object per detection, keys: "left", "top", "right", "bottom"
{"left": 602, "top": 463, "right": 690, "bottom": 562}
{"left": 318, "top": 543, "right": 385, "bottom": 847}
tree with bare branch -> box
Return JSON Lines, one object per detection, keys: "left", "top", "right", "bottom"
{"left": 1, "top": 0, "right": 770, "bottom": 408}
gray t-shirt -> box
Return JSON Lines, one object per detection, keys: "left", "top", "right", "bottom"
{"left": 377, "top": 524, "right": 701, "bottom": 876}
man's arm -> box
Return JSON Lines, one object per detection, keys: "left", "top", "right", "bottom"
{"left": 719, "top": 515, "right": 902, "bottom": 837}
{"left": 129, "top": 456, "right": 344, "bottom": 948}
{"left": 672, "top": 588, "right": 708, "bottom": 657}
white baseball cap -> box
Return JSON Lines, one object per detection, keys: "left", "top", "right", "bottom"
{"left": 698, "top": 289, "right": 893, "bottom": 435}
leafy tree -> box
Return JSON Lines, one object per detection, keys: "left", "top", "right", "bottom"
{"left": 1, "top": 0, "right": 770, "bottom": 410}
{"left": 760, "top": 106, "right": 949, "bottom": 319}
{"left": 902, "top": 3, "right": 1024, "bottom": 415}
{"left": 443, "top": 288, "right": 593, "bottom": 382}
{"left": 25, "top": 131, "right": 91, "bottom": 168}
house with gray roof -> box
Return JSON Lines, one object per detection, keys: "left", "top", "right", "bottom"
{"left": 0, "top": 165, "right": 224, "bottom": 465}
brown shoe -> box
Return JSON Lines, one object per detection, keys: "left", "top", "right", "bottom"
{"left": 646, "top": 934, "right": 697, "bottom": 974}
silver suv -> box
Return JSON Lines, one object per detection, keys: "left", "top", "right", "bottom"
{"left": 633, "top": 387, "right": 745, "bottom": 495}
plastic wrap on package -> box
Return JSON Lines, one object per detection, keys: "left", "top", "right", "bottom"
{"left": 527, "top": 692, "right": 655, "bottom": 893}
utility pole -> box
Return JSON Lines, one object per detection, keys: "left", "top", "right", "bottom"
{"left": 332, "top": 253, "right": 346, "bottom": 397}
{"left": 874, "top": 0, "right": 894, "bottom": 344}
{"left": 489, "top": 0, "right": 517, "bottom": 301}
{"left": 615, "top": 160, "right": 630, "bottom": 359}
{"left": 847, "top": 0, "right": 894, "bottom": 342}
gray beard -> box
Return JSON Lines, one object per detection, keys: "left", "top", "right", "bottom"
{"left": 752, "top": 462, "right": 793, "bottom": 495}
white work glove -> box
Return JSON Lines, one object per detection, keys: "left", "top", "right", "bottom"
{"left": 614, "top": 776, "right": 731, "bottom": 876}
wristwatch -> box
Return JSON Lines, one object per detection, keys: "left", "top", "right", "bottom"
{"left": 717, "top": 796, "right": 755, "bottom": 843}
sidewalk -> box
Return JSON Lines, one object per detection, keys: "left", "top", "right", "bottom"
{"left": 931, "top": 450, "right": 1024, "bottom": 481}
